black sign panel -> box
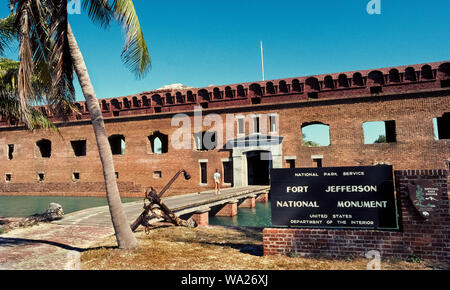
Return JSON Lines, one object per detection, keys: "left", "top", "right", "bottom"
{"left": 270, "top": 165, "right": 398, "bottom": 230}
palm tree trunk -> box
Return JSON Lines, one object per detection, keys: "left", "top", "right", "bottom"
{"left": 66, "top": 23, "right": 138, "bottom": 249}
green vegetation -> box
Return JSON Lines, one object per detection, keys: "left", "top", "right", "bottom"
{"left": 374, "top": 135, "right": 387, "bottom": 143}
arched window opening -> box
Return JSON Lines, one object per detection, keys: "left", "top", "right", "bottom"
{"left": 301, "top": 122, "right": 330, "bottom": 147}
{"left": 213, "top": 88, "right": 222, "bottom": 99}
{"left": 279, "top": 80, "right": 288, "bottom": 93}
{"left": 225, "top": 86, "right": 234, "bottom": 98}
{"left": 142, "top": 96, "right": 150, "bottom": 107}
{"left": 148, "top": 131, "right": 169, "bottom": 154}
{"left": 266, "top": 82, "right": 275, "bottom": 94}
{"left": 338, "top": 74, "right": 349, "bottom": 88}
{"left": 438, "top": 63, "right": 450, "bottom": 87}
{"left": 152, "top": 94, "right": 163, "bottom": 106}
{"left": 176, "top": 92, "right": 185, "bottom": 103}
{"left": 421, "top": 65, "right": 434, "bottom": 80}
{"left": 123, "top": 98, "right": 131, "bottom": 109}
{"left": 292, "top": 79, "right": 302, "bottom": 92}
{"left": 389, "top": 69, "right": 400, "bottom": 83}
{"left": 368, "top": 71, "right": 385, "bottom": 85}
{"left": 187, "top": 91, "right": 195, "bottom": 102}
{"left": 198, "top": 89, "right": 210, "bottom": 101}
{"left": 236, "top": 85, "right": 246, "bottom": 97}
{"left": 111, "top": 99, "right": 121, "bottom": 110}
{"left": 305, "top": 77, "right": 320, "bottom": 91}
{"left": 132, "top": 97, "right": 141, "bottom": 107}
{"left": 165, "top": 93, "right": 174, "bottom": 104}
{"left": 249, "top": 83, "right": 262, "bottom": 96}
{"left": 324, "top": 76, "right": 334, "bottom": 89}
{"left": 352, "top": 72, "right": 364, "bottom": 86}
{"left": 36, "top": 139, "right": 52, "bottom": 158}
{"left": 405, "top": 67, "right": 417, "bottom": 82}
{"left": 101, "top": 100, "right": 109, "bottom": 111}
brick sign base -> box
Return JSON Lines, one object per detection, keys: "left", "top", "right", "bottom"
{"left": 263, "top": 170, "right": 449, "bottom": 263}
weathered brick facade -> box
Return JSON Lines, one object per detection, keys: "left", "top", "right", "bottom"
{"left": 263, "top": 170, "right": 449, "bottom": 263}
{"left": 0, "top": 61, "right": 449, "bottom": 197}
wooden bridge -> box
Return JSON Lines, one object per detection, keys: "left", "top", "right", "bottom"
{"left": 54, "top": 185, "right": 271, "bottom": 228}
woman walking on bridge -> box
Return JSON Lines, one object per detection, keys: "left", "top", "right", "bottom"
{"left": 214, "top": 169, "right": 222, "bottom": 195}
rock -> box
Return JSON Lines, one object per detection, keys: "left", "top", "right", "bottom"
{"left": 43, "top": 203, "right": 64, "bottom": 221}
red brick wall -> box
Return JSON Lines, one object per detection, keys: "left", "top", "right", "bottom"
{"left": 1, "top": 61, "right": 449, "bottom": 197}
{"left": 215, "top": 202, "right": 238, "bottom": 217}
{"left": 263, "top": 170, "right": 449, "bottom": 262}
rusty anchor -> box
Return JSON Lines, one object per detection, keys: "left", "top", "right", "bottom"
{"left": 130, "top": 169, "right": 196, "bottom": 232}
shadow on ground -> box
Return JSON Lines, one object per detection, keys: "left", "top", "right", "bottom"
{"left": 0, "top": 237, "right": 116, "bottom": 252}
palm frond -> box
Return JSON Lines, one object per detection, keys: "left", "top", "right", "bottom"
{"left": 0, "top": 14, "right": 17, "bottom": 55}
{"left": 47, "top": 0, "right": 75, "bottom": 120}
{"left": 0, "top": 89, "right": 57, "bottom": 131}
{"left": 15, "top": 0, "right": 35, "bottom": 127}
{"left": 81, "top": 0, "right": 113, "bottom": 28}
{"left": 112, "top": 0, "right": 151, "bottom": 78}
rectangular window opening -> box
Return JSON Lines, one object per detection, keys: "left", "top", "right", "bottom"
{"left": 71, "top": 140, "right": 87, "bottom": 157}
{"left": 109, "top": 135, "right": 126, "bottom": 155}
{"left": 38, "top": 173, "right": 45, "bottom": 182}
{"left": 313, "top": 159, "right": 322, "bottom": 168}
{"left": 5, "top": 174, "right": 12, "bottom": 182}
{"left": 200, "top": 162, "right": 208, "bottom": 184}
{"left": 441, "top": 80, "right": 450, "bottom": 88}
{"left": 153, "top": 171, "right": 162, "bottom": 179}
{"left": 287, "top": 159, "right": 296, "bottom": 169}
{"left": 254, "top": 116, "right": 260, "bottom": 133}
{"left": 237, "top": 118, "right": 245, "bottom": 135}
{"left": 370, "top": 86, "right": 382, "bottom": 94}
{"left": 72, "top": 172, "right": 80, "bottom": 181}
{"left": 434, "top": 113, "right": 450, "bottom": 140}
{"left": 269, "top": 115, "right": 277, "bottom": 133}
{"left": 363, "top": 120, "right": 397, "bottom": 144}
{"left": 222, "top": 161, "right": 233, "bottom": 184}
{"left": 7, "top": 144, "right": 14, "bottom": 160}
{"left": 194, "top": 132, "right": 217, "bottom": 151}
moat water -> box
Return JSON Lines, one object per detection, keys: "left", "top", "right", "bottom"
{"left": 0, "top": 196, "right": 272, "bottom": 227}
{"left": 209, "top": 201, "right": 272, "bottom": 227}
{"left": 0, "top": 196, "right": 140, "bottom": 218}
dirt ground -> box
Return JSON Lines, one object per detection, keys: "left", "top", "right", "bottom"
{"left": 80, "top": 225, "right": 446, "bottom": 270}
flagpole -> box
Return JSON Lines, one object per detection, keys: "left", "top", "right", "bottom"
{"left": 260, "top": 41, "right": 265, "bottom": 81}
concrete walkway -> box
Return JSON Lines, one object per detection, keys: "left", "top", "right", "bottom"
{"left": 0, "top": 186, "right": 269, "bottom": 270}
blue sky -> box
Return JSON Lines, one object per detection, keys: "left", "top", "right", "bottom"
{"left": 2, "top": 0, "right": 450, "bottom": 101}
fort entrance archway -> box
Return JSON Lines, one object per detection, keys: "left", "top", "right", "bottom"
{"left": 227, "top": 134, "right": 284, "bottom": 187}
{"left": 246, "top": 151, "right": 271, "bottom": 185}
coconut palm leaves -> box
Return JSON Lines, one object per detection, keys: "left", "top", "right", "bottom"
{"left": 8, "top": 0, "right": 151, "bottom": 249}
{"left": 0, "top": 14, "right": 17, "bottom": 55}
{"left": 112, "top": 0, "right": 151, "bottom": 77}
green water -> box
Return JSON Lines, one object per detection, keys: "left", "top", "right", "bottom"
{"left": 0, "top": 196, "right": 140, "bottom": 218}
{"left": 209, "top": 201, "right": 272, "bottom": 227}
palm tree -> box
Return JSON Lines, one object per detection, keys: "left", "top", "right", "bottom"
{"left": 9, "top": 0, "right": 151, "bottom": 249}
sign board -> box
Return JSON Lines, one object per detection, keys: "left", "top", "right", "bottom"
{"left": 270, "top": 165, "right": 398, "bottom": 230}
{"left": 407, "top": 179, "right": 441, "bottom": 219}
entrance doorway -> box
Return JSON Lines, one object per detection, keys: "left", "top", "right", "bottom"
{"left": 246, "top": 151, "right": 271, "bottom": 185}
